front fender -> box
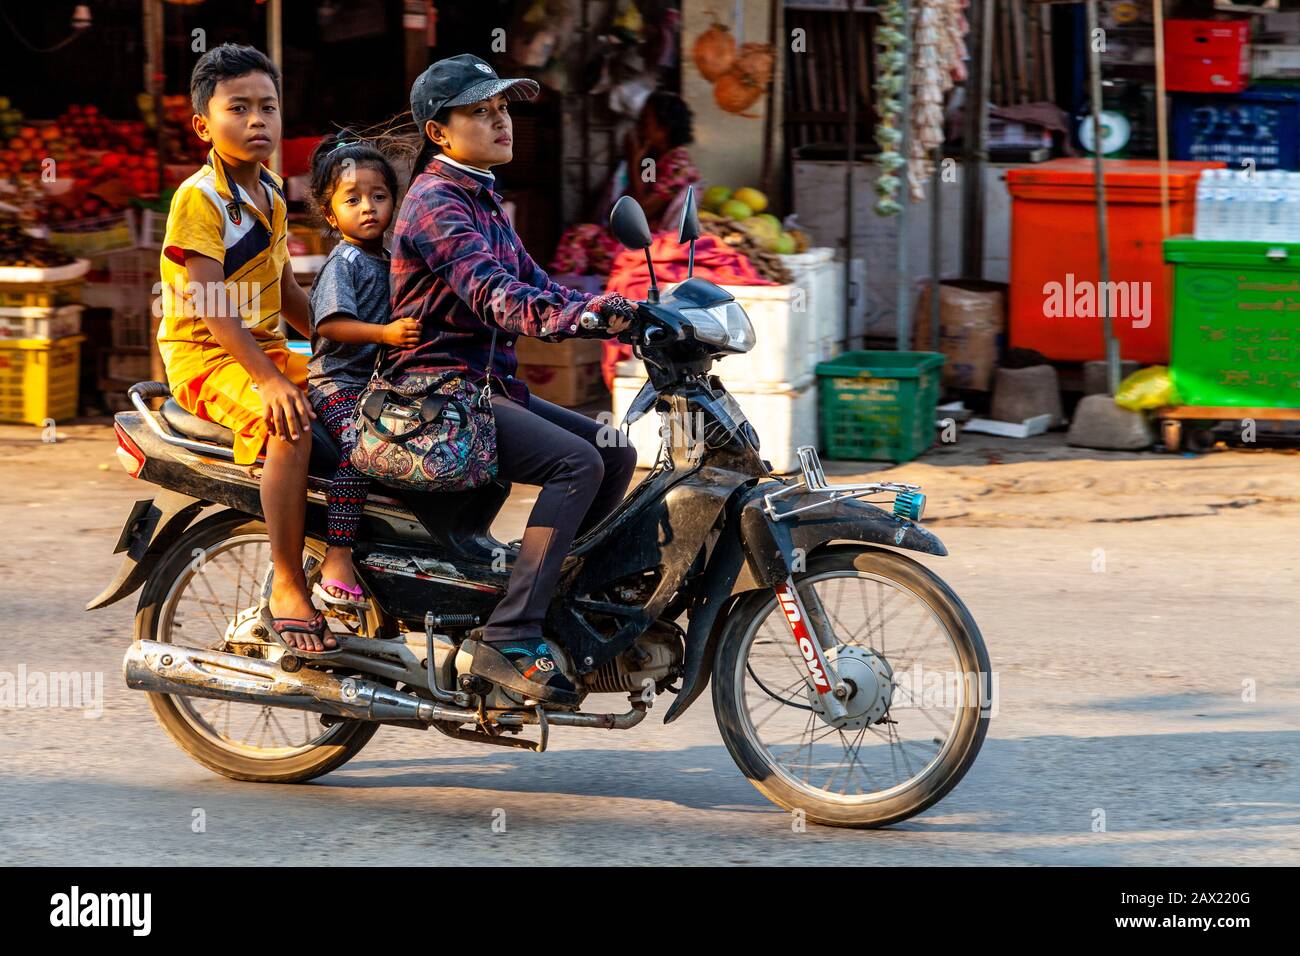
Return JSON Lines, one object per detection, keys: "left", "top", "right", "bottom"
{"left": 662, "top": 482, "right": 946, "bottom": 724}
{"left": 734, "top": 484, "right": 947, "bottom": 590}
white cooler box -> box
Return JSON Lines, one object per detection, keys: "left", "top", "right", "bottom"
{"left": 612, "top": 371, "right": 816, "bottom": 473}
{"left": 705, "top": 247, "right": 840, "bottom": 386}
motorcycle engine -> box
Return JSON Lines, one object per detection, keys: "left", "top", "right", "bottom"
{"left": 581, "top": 621, "right": 684, "bottom": 694}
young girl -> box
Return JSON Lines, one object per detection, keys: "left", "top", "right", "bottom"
{"left": 306, "top": 131, "right": 419, "bottom": 608}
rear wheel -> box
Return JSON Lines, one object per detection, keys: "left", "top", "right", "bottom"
{"left": 136, "top": 512, "right": 382, "bottom": 783}
{"left": 713, "top": 547, "right": 991, "bottom": 828}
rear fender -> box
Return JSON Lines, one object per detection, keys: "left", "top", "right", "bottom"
{"left": 85, "top": 489, "right": 208, "bottom": 610}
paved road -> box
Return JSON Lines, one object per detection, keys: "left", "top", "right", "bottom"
{"left": 1, "top": 423, "right": 1297, "bottom": 865}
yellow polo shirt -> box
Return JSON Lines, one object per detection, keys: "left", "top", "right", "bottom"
{"left": 156, "top": 149, "right": 291, "bottom": 387}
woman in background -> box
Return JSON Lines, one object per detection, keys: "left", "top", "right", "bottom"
{"left": 550, "top": 90, "right": 700, "bottom": 278}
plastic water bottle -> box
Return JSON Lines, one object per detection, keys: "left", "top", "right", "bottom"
{"left": 1236, "top": 169, "right": 1261, "bottom": 241}
{"left": 1262, "top": 170, "right": 1287, "bottom": 242}
{"left": 1219, "top": 169, "right": 1244, "bottom": 241}
{"left": 1206, "top": 166, "right": 1227, "bottom": 239}
{"left": 1195, "top": 171, "right": 1218, "bottom": 240}
{"left": 1284, "top": 172, "right": 1300, "bottom": 244}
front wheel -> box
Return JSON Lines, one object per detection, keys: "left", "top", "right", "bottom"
{"left": 712, "top": 547, "right": 991, "bottom": 828}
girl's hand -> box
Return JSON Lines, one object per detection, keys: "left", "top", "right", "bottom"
{"left": 381, "top": 317, "right": 421, "bottom": 347}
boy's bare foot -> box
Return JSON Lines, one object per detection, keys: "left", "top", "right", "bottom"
{"left": 269, "top": 579, "right": 337, "bottom": 652}
{"left": 319, "top": 546, "right": 362, "bottom": 601}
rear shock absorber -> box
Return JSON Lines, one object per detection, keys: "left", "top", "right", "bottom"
{"left": 424, "top": 612, "right": 480, "bottom": 630}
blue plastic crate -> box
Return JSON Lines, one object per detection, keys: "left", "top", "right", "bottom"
{"left": 1171, "top": 87, "right": 1300, "bottom": 171}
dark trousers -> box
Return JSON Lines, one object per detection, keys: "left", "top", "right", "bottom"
{"left": 482, "top": 392, "right": 638, "bottom": 644}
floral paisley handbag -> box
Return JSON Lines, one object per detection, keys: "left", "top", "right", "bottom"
{"left": 349, "top": 328, "right": 499, "bottom": 492}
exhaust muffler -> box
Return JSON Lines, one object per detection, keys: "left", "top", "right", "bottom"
{"left": 123, "top": 640, "right": 468, "bottom": 723}
{"left": 124, "top": 640, "right": 651, "bottom": 730}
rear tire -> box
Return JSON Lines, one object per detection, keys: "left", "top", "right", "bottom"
{"left": 136, "top": 511, "right": 380, "bottom": 783}
{"left": 712, "top": 547, "right": 991, "bottom": 828}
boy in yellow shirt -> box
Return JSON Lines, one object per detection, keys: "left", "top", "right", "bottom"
{"left": 158, "top": 44, "right": 335, "bottom": 654}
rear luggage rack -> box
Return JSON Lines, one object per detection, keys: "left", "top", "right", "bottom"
{"left": 127, "top": 381, "right": 236, "bottom": 461}
{"left": 762, "top": 446, "right": 924, "bottom": 522}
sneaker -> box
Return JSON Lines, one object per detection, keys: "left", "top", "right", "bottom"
{"left": 466, "top": 632, "right": 579, "bottom": 706}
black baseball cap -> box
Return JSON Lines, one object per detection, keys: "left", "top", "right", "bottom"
{"left": 410, "top": 54, "right": 540, "bottom": 127}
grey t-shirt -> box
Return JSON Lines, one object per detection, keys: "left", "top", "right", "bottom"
{"left": 307, "top": 241, "right": 391, "bottom": 399}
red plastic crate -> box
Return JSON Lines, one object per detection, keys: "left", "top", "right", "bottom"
{"left": 1165, "top": 20, "right": 1250, "bottom": 93}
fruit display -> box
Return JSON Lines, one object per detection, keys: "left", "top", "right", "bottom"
{"left": 696, "top": 211, "right": 795, "bottom": 285}
{"left": 0, "top": 212, "right": 76, "bottom": 269}
{"left": 0, "top": 97, "right": 25, "bottom": 142}
{"left": 0, "top": 101, "right": 166, "bottom": 230}
{"left": 699, "top": 183, "right": 806, "bottom": 263}
{"left": 151, "top": 94, "right": 207, "bottom": 165}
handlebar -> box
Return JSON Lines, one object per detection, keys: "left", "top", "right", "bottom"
{"left": 584, "top": 301, "right": 674, "bottom": 347}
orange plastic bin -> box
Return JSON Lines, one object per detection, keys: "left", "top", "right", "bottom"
{"left": 1005, "top": 159, "right": 1221, "bottom": 364}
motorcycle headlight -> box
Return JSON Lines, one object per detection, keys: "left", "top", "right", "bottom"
{"left": 680, "top": 301, "right": 755, "bottom": 353}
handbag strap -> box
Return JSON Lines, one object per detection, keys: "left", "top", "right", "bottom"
{"left": 478, "top": 325, "right": 498, "bottom": 408}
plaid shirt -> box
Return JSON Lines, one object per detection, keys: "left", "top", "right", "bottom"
{"left": 388, "top": 157, "right": 593, "bottom": 403}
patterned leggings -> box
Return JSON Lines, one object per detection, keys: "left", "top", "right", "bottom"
{"left": 313, "top": 387, "right": 370, "bottom": 548}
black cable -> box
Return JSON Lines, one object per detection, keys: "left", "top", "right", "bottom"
{"left": 0, "top": 2, "right": 89, "bottom": 54}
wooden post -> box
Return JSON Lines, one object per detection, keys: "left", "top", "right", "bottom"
{"left": 895, "top": 0, "right": 913, "bottom": 351}
{"left": 404, "top": 1, "right": 430, "bottom": 97}
{"left": 758, "top": 0, "right": 779, "bottom": 200}
{"left": 144, "top": 0, "right": 164, "bottom": 196}
{"left": 267, "top": 0, "right": 283, "bottom": 175}
{"left": 961, "top": 0, "right": 993, "bottom": 279}
{"left": 1085, "top": 0, "right": 1120, "bottom": 394}
{"left": 843, "top": 1, "right": 858, "bottom": 353}
{"left": 1153, "top": 0, "right": 1171, "bottom": 238}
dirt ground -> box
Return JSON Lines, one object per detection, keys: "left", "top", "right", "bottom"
{"left": 0, "top": 418, "right": 1297, "bottom": 865}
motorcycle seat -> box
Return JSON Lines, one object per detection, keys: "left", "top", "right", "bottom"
{"left": 159, "top": 398, "right": 343, "bottom": 474}
{"left": 161, "top": 399, "right": 234, "bottom": 447}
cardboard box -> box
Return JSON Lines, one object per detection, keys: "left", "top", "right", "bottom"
{"left": 513, "top": 336, "right": 603, "bottom": 366}
{"left": 913, "top": 281, "right": 1006, "bottom": 391}
{"left": 518, "top": 360, "right": 606, "bottom": 407}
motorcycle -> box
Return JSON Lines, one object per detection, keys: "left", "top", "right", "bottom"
{"left": 89, "top": 188, "right": 990, "bottom": 828}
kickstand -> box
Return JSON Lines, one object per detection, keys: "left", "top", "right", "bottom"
{"left": 531, "top": 704, "right": 549, "bottom": 753}
{"left": 449, "top": 700, "right": 549, "bottom": 752}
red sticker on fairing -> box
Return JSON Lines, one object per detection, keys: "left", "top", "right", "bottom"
{"left": 777, "top": 584, "right": 832, "bottom": 693}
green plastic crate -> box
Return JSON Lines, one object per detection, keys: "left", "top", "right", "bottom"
{"left": 1165, "top": 237, "right": 1300, "bottom": 407}
{"left": 816, "top": 351, "right": 945, "bottom": 462}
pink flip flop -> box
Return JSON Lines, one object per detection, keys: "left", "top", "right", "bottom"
{"left": 312, "top": 579, "right": 371, "bottom": 612}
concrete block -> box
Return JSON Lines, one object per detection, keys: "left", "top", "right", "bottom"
{"left": 991, "top": 364, "right": 1066, "bottom": 427}
{"left": 1066, "top": 393, "right": 1154, "bottom": 450}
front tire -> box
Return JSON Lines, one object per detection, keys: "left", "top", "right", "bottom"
{"left": 712, "top": 547, "right": 991, "bottom": 828}
{"left": 136, "top": 511, "right": 381, "bottom": 783}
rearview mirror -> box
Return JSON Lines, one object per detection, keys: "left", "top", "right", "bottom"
{"left": 610, "top": 195, "right": 653, "bottom": 251}
{"left": 678, "top": 186, "right": 700, "bottom": 243}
